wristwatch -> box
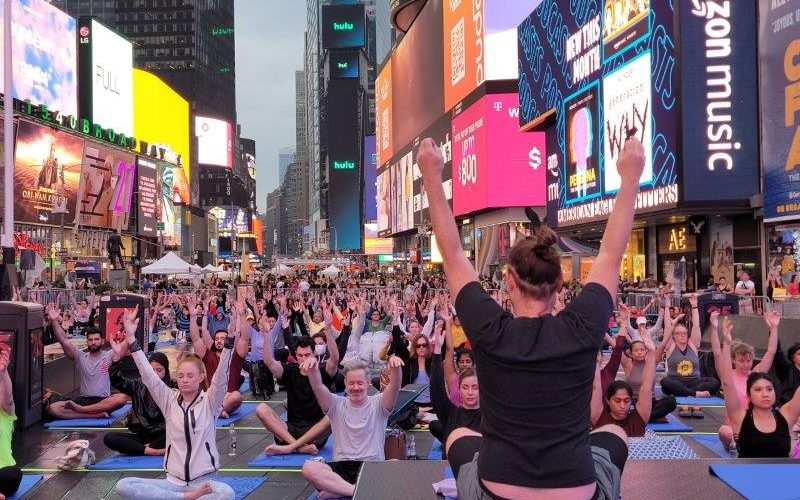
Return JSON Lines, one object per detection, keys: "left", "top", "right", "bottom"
{"left": 127, "top": 339, "right": 142, "bottom": 353}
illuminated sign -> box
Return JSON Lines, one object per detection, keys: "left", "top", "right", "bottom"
{"left": 195, "top": 116, "right": 234, "bottom": 168}
{"left": 136, "top": 157, "right": 158, "bottom": 236}
{"left": 211, "top": 27, "right": 234, "bottom": 36}
{"left": 334, "top": 22, "right": 354, "bottom": 31}
{"left": 658, "top": 224, "right": 696, "bottom": 254}
{"left": 330, "top": 51, "right": 360, "bottom": 79}
{"left": 333, "top": 160, "right": 356, "bottom": 170}
{"left": 322, "top": 4, "right": 365, "bottom": 49}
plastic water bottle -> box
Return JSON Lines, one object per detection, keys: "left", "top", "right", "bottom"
{"left": 728, "top": 438, "right": 738, "bottom": 458}
{"left": 228, "top": 424, "right": 237, "bottom": 456}
{"left": 405, "top": 434, "right": 416, "bottom": 460}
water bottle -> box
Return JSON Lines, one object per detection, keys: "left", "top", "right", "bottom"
{"left": 728, "top": 438, "right": 737, "bottom": 458}
{"left": 405, "top": 434, "right": 416, "bottom": 460}
{"left": 228, "top": 423, "right": 237, "bottom": 456}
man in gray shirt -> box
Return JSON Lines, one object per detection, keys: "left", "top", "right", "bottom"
{"left": 301, "top": 357, "right": 403, "bottom": 498}
{"left": 45, "top": 304, "right": 127, "bottom": 420}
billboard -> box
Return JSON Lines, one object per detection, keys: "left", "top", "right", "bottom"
{"left": 78, "top": 18, "right": 134, "bottom": 137}
{"left": 76, "top": 141, "right": 135, "bottom": 230}
{"left": 602, "top": 0, "right": 650, "bottom": 60}
{"left": 321, "top": 3, "right": 365, "bottom": 49}
{"left": 518, "top": 0, "right": 679, "bottom": 227}
{"left": 452, "top": 93, "right": 546, "bottom": 216}
{"left": 330, "top": 51, "right": 360, "bottom": 79}
{"left": 761, "top": 0, "right": 800, "bottom": 221}
{"left": 14, "top": 120, "right": 84, "bottom": 225}
{"left": 133, "top": 68, "right": 191, "bottom": 194}
{"left": 209, "top": 206, "right": 251, "bottom": 233}
{"left": 326, "top": 79, "right": 362, "bottom": 251}
{"left": 377, "top": 167, "right": 392, "bottom": 236}
{"left": 376, "top": 60, "right": 393, "bottom": 166}
{"left": 363, "top": 135, "right": 377, "bottom": 221}
{"left": 195, "top": 116, "right": 234, "bottom": 168}
{"left": 365, "top": 223, "right": 393, "bottom": 255}
{"left": 0, "top": 0, "right": 78, "bottom": 116}
{"left": 136, "top": 157, "right": 158, "bottom": 236}
{"left": 157, "top": 162, "right": 179, "bottom": 246}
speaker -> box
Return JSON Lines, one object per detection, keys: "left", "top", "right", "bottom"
{"left": 20, "top": 249, "right": 36, "bottom": 270}
{"left": 0, "top": 265, "right": 18, "bottom": 300}
{"left": 1, "top": 247, "right": 13, "bottom": 265}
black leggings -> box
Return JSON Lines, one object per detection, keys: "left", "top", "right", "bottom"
{"left": 446, "top": 435, "right": 482, "bottom": 480}
{"left": 429, "top": 420, "right": 444, "bottom": 443}
{"left": 650, "top": 396, "right": 677, "bottom": 421}
{"left": 589, "top": 431, "right": 628, "bottom": 474}
{"left": 104, "top": 431, "right": 166, "bottom": 455}
{"left": 660, "top": 375, "right": 720, "bottom": 397}
{"left": 0, "top": 466, "right": 21, "bottom": 497}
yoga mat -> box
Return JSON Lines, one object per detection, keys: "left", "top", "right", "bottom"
{"left": 709, "top": 463, "right": 800, "bottom": 500}
{"left": 676, "top": 396, "right": 725, "bottom": 406}
{"left": 216, "top": 403, "right": 259, "bottom": 426}
{"left": 689, "top": 435, "right": 734, "bottom": 458}
{"left": 240, "top": 380, "right": 250, "bottom": 393}
{"left": 216, "top": 475, "right": 269, "bottom": 500}
{"left": 90, "top": 454, "right": 164, "bottom": 470}
{"left": 248, "top": 440, "right": 334, "bottom": 468}
{"left": 627, "top": 436, "right": 698, "bottom": 460}
{"left": 427, "top": 439, "right": 443, "bottom": 460}
{"left": 45, "top": 404, "right": 132, "bottom": 428}
{"left": 646, "top": 413, "right": 693, "bottom": 432}
{"left": 8, "top": 474, "right": 43, "bottom": 500}
{"left": 306, "top": 493, "right": 350, "bottom": 500}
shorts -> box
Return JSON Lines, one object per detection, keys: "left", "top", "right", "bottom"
{"left": 328, "top": 460, "right": 363, "bottom": 485}
{"left": 453, "top": 432, "right": 627, "bottom": 500}
{"left": 274, "top": 421, "right": 331, "bottom": 449}
{"left": 71, "top": 396, "right": 105, "bottom": 407}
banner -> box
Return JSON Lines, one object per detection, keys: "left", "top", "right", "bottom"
{"left": 14, "top": 120, "right": 84, "bottom": 225}
{"left": 709, "top": 218, "right": 734, "bottom": 287}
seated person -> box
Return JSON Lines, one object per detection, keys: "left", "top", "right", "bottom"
{"left": 44, "top": 304, "right": 127, "bottom": 420}
{"left": 302, "top": 357, "right": 402, "bottom": 498}
{"left": 104, "top": 350, "right": 176, "bottom": 456}
{"left": 0, "top": 345, "right": 22, "bottom": 499}
{"left": 256, "top": 330, "right": 339, "bottom": 455}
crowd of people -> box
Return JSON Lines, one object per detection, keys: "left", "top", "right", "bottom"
{"left": 0, "top": 137, "right": 797, "bottom": 499}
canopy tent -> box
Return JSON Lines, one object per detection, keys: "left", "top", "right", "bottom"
{"left": 141, "top": 252, "right": 195, "bottom": 275}
{"left": 203, "top": 264, "right": 224, "bottom": 273}
{"left": 270, "top": 263, "right": 294, "bottom": 275}
{"left": 320, "top": 265, "right": 341, "bottom": 278}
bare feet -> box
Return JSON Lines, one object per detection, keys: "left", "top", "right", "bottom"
{"left": 298, "top": 444, "right": 319, "bottom": 455}
{"left": 220, "top": 411, "right": 229, "bottom": 419}
{"left": 695, "top": 391, "right": 711, "bottom": 398}
{"left": 184, "top": 482, "right": 212, "bottom": 500}
{"left": 64, "top": 401, "right": 83, "bottom": 412}
{"left": 265, "top": 443, "right": 318, "bottom": 455}
{"left": 144, "top": 446, "right": 166, "bottom": 456}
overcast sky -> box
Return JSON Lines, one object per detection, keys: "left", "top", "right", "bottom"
{"left": 235, "top": 1, "right": 306, "bottom": 213}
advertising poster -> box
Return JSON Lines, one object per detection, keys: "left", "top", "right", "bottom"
{"left": 195, "top": 116, "right": 234, "bottom": 168}
{"left": 564, "top": 85, "right": 601, "bottom": 202}
{"left": 137, "top": 157, "right": 158, "bottom": 236}
{"left": 76, "top": 142, "right": 135, "bottom": 229}
{"left": 602, "top": 0, "right": 650, "bottom": 60}
{"left": 377, "top": 168, "right": 392, "bottom": 236}
{"left": 397, "top": 151, "right": 415, "bottom": 233}
{"left": 443, "top": 0, "right": 484, "bottom": 112}
{"left": 363, "top": 135, "right": 377, "bottom": 221}
{"left": 413, "top": 114, "right": 453, "bottom": 227}
{"left": 709, "top": 218, "right": 734, "bottom": 287}
{"left": 375, "top": 60, "right": 393, "bottom": 167}
{"left": 760, "top": 0, "right": 800, "bottom": 221}
{"left": 0, "top": 0, "right": 78, "bottom": 115}
{"left": 104, "top": 305, "right": 135, "bottom": 343}
{"left": 452, "top": 96, "right": 489, "bottom": 216}
{"left": 602, "top": 52, "right": 653, "bottom": 193}
{"left": 157, "top": 162, "right": 178, "bottom": 244}
{"left": 14, "top": 120, "right": 84, "bottom": 225}
{"left": 321, "top": 3, "right": 365, "bottom": 49}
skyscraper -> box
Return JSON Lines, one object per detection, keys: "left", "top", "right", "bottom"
{"left": 278, "top": 147, "right": 296, "bottom": 186}
{"left": 305, "top": 0, "right": 323, "bottom": 227}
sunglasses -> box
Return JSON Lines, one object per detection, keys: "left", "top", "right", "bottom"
{"left": 416, "top": 343, "right": 429, "bottom": 348}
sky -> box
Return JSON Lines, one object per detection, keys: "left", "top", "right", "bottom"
{"left": 235, "top": 0, "right": 307, "bottom": 213}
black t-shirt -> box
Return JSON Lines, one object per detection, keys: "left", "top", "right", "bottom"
{"left": 455, "top": 281, "right": 613, "bottom": 489}
{"left": 279, "top": 362, "right": 335, "bottom": 426}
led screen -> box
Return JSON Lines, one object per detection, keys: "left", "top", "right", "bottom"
{"left": 363, "top": 135, "right": 377, "bottom": 221}
{"left": 209, "top": 206, "right": 251, "bottom": 233}
{"left": 330, "top": 51, "right": 360, "bottom": 79}
{"left": 0, "top": 0, "right": 78, "bottom": 115}
{"left": 376, "top": 60, "right": 393, "bottom": 166}
{"left": 79, "top": 18, "right": 133, "bottom": 136}
{"left": 322, "top": 3, "right": 366, "bottom": 49}
{"left": 76, "top": 141, "right": 135, "bottom": 230}
{"left": 136, "top": 157, "right": 158, "bottom": 236}
{"left": 196, "top": 116, "right": 234, "bottom": 168}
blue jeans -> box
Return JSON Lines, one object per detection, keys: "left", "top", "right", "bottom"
{"left": 116, "top": 475, "right": 234, "bottom": 500}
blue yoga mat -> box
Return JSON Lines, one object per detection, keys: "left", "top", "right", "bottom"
{"left": 90, "top": 454, "right": 164, "bottom": 470}
{"left": 428, "top": 439, "right": 443, "bottom": 460}
{"left": 646, "top": 413, "right": 693, "bottom": 432}
{"left": 709, "top": 463, "right": 800, "bottom": 500}
{"left": 240, "top": 380, "right": 250, "bottom": 393}
{"left": 248, "top": 439, "right": 334, "bottom": 467}
{"left": 216, "top": 475, "right": 268, "bottom": 500}
{"left": 444, "top": 466, "right": 453, "bottom": 479}
{"left": 8, "top": 474, "right": 43, "bottom": 500}
{"left": 676, "top": 396, "right": 725, "bottom": 406}
{"left": 45, "top": 404, "right": 132, "bottom": 428}
{"left": 689, "top": 435, "right": 733, "bottom": 458}
{"left": 216, "top": 403, "right": 259, "bottom": 426}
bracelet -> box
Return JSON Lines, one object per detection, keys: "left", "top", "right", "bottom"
{"left": 127, "top": 340, "right": 142, "bottom": 353}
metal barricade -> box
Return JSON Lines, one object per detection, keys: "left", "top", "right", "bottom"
{"left": 24, "top": 288, "right": 93, "bottom": 308}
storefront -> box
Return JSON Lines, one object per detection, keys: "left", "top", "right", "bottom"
{"left": 657, "top": 223, "right": 698, "bottom": 292}
{"left": 620, "top": 229, "right": 646, "bottom": 284}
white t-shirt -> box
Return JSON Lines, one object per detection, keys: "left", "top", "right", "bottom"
{"left": 327, "top": 394, "right": 391, "bottom": 462}
{"left": 736, "top": 280, "right": 755, "bottom": 296}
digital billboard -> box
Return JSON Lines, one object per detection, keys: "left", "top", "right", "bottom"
{"left": 76, "top": 141, "right": 135, "bottom": 230}
{"left": 326, "top": 79, "right": 362, "bottom": 251}
{"left": 761, "top": 0, "right": 800, "bottom": 221}
{"left": 602, "top": 0, "right": 650, "bottom": 60}
{"left": 133, "top": 68, "right": 191, "bottom": 193}
{"left": 157, "top": 162, "right": 179, "bottom": 246}
{"left": 209, "top": 206, "right": 251, "bottom": 233}
{"left": 330, "top": 51, "right": 360, "bottom": 79}
{"left": 78, "top": 18, "right": 134, "bottom": 137}
{"left": 365, "top": 223, "right": 393, "bottom": 255}
{"left": 518, "top": 0, "right": 679, "bottom": 227}
{"left": 136, "top": 157, "right": 158, "bottom": 236}
{"left": 0, "top": 0, "right": 78, "bottom": 116}
{"left": 14, "top": 120, "right": 84, "bottom": 225}
{"left": 195, "top": 116, "right": 234, "bottom": 168}
{"left": 413, "top": 113, "right": 453, "bottom": 227}
{"left": 377, "top": 167, "right": 392, "bottom": 236}
{"left": 363, "top": 135, "right": 377, "bottom": 221}
{"left": 376, "top": 60, "right": 393, "bottom": 166}
{"left": 452, "top": 93, "right": 546, "bottom": 216}
{"left": 321, "top": 3, "right": 366, "bottom": 49}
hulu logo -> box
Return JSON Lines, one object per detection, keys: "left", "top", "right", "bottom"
{"left": 338, "top": 62, "right": 348, "bottom": 69}
{"left": 333, "top": 22, "right": 354, "bottom": 31}
{"left": 333, "top": 160, "right": 355, "bottom": 170}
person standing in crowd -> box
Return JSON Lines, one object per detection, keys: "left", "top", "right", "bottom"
{"left": 735, "top": 270, "right": 756, "bottom": 315}
{"left": 114, "top": 307, "right": 235, "bottom": 500}
{"left": 301, "top": 356, "right": 403, "bottom": 498}
{"left": 0, "top": 345, "right": 22, "bottom": 499}
{"left": 418, "top": 135, "right": 645, "bottom": 499}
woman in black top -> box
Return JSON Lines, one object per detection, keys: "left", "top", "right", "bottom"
{"left": 418, "top": 136, "right": 645, "bottom": 499}
{"left": 711, "top": 312, "right": 800, "bottom": 457}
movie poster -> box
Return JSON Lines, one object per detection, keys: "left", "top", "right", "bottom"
{"left": 76, "top": 142, "right": 135, "bottom": 229}
{"left": 602, "top": 0, "right": 650, "bottom": 60}
{"left": 564, "top": 84, "right": 601, "bottom": 202}
{"left": 709, "top": 218, "right": 734, "bottom": 287}
{"left": 14, "top": 120, "right": 84, "bottom": 225}
{"left": 377, "top": 168, "right": 392, "bottom": 236}
{"left": 603, "top": 52, "right": 653, "bottom": 193}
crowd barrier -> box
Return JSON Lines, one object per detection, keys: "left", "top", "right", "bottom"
{"left": 24, "top": 288, "right": 93, "bottom": 308}
{"left": 615, "top": 292, "right": 779, "bottom": 318}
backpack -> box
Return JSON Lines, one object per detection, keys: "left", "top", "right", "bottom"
{"left": 56, "top": 440, "right": 95, "bottom": 470}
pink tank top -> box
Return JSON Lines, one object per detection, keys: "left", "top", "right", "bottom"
{"left": 724, "top": 371, "right": 749, "bottom": 426}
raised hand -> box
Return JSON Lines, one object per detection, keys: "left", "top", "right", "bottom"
{"left": 417, "top": 138, "right": 444, "bottom": 180}
{"left": 616, "top": 136, "right": 645, "bottom": 183}
{"left": 721, "top": 316, "right": 733, "bottom": 345}
{"left": 123, "top": 306, "right": 140, "bottom": 340}
{"left": 46, "top": 303, "right": 61, "bottom": 323}
{"left": 764, "top": 309, "right": 781, "bottom": 330}
{"left": 642, "top": 333, "right": 656, "bottom": 352}
{"left": 299, "top": 356, "right": 318, "bottom": 377}
{"left": 709, "top": 310, "right": 720, "bottom": 330}
{"left": 387, "top": 354, "right": 405, "bottom": 370}
{"left": 688, "top": 294, "right": 698, "bottom": 308}
{"left": 109, "top": 337, "right": 129, "bottom": 359}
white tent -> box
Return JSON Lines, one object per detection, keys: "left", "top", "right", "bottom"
{"left": 141, "top": 252, "right": 195, "bottom": 275}
{"left": 203, "top": 264, "right": 223, "bottom": 273}
{"left": 270, "top": 264, "right": 294, "bottom": 275}
{"left": 320, "top": 265, "right": 340, "bottom": 278}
